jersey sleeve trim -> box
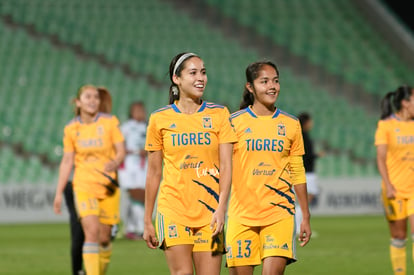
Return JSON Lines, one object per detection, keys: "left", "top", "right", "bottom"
{"left": 152, "top": 105, "right": 173, "bottom": 114}
{"left": 65, "top": 117, "right": 79, "bottom": 127}
{"left": 231, "top": 108, "right": 248, "bottom": 119}
{"left": 278, "top": 110, "right": 298, "bottom": 121}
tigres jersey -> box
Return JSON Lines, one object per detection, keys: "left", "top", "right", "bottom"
{"left": 63, "top": 113, "right": 125, "bottom": 199}
{"left": 375, "top": 114, "right": 414, "bottom": 198}
{"left": 229, "top": 107, "right": 304, "bottom": 226}
{"left": 145, "top": 101, "right": 237, "bottom": 227}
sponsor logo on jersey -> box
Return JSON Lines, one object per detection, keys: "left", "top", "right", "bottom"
{"left": 169, "top": 123, "right": 177, "bottom": 129}
{"left": 185, "top": 154, "right": 198, "bottom": 160}
{"left": 180, "top": 160, "right": 204, "bottom": 170}
{"left": 196, "top": 163, "right": 219, "bottom": 178}
{"left": 245, "top": 127, "right": 252, "bottom": 133}
{"left": 253, "top": 168, "right": 276, "bottom": 176}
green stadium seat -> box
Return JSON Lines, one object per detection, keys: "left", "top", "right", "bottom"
{"left": 0, "top": 0, "right": 399, "bottom": 181}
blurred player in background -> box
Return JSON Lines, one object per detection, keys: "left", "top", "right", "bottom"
{"left": 295, "top": 112, "right": 323, "bottom": 234}
{"left": 53, "top": 85, "right": 125, "bottom": 275}
{"left": 226, "top": 61, "right": 311, "bottom": 275}
{"left": 375, "top": 85, "right": 414, "bottom": 275}
{"left": 143, "top": 52, "right": 237, "bottom": 275}
{"left": 118, "top": 101, "right": 147, "bottom": 240}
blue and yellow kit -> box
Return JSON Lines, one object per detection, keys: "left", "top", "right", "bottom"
{"left": 229, "top": 107, "right": 305, "bottom": 226}
{"left": 145, "top": 101, "right": 237, "bottom": 227}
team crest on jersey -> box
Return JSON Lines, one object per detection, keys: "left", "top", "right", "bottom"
{"left": 277, "top": 124, "right": 286, "bottom": 136}
{"left": 202, "top": 116, "right": 212, "bottom": 129}
{"left": 168, "top": 224, "right": 178, "bottom": 238}
{"left": 97, "top": 126, "right": 104, "bottom": 136}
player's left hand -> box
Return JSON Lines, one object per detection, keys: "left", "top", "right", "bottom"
{"left": 298, "top": 220, "right": 312, "bottom": 247}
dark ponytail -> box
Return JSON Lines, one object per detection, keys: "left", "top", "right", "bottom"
{"left": 380, "top": 91, "right": 394, "bottom": 119}
{"left": 97, "top": 87, "right": 112, "bottom": 114}
{"left": 380, "top": 85, "right": 413, "bottom": 119}
{"left": 168, "top": 85, "right": 179, "bottom": 105}
{"left": 239, "top": 61, "right": 279, "bottom": 110}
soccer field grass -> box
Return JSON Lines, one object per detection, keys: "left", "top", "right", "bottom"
{"left": 0, "top": 215, "right": 410, "bottom": 274}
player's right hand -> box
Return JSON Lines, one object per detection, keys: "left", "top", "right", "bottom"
{"left": 385, "top": 183, "right": 396, "bottom": 199}
{"left": 143, "top": 224, "right": 159, "bottom": 249}
{"left": 53, "top": 193, "right": 62, "bottom": 214}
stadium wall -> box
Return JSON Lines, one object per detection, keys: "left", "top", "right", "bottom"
{"left": 0, "top": 177, "right": 382, "bottom": 223}
{"left": 311, "top": 177, "right": 382, "bottom": 216}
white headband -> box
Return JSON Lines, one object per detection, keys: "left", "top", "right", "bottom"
{"left": 173, "top": 53, "right": 198, "bottom": 76}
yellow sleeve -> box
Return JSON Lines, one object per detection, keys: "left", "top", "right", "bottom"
{"left": 145, "top": 113, "right": 163, "bottom": 151}
{"left": 374, "top": 120, "right": 388, "bottom": 146}
{"left": 63, "top": 125, "right": 75, "bottom": 153}
{"left": 290, "top": 155, "right": 306, "bottom": 185}
{"left": 219, "top": 107, "right": 237, "bottom": 144}
{"left": 290, "top": 120, "right": 305, "bottom": 156}
{"left": 111, "top": 116, "right": 125, "bottom": 144}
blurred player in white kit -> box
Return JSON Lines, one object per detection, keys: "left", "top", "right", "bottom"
{"left": 118, "top": 101, "right": 148, "bottom": 240}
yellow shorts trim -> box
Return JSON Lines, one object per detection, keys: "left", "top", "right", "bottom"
{"left": 226, "top": 216, "right": 296, "bottom": 267}
{"left": 74, "top": 188, "right": 120, "bottom": 225}
{"left": 155, "top": 212, "right": 225, "bottom": 254}
{"left": 382, "top": 189, "right": 414, "bottom": 221}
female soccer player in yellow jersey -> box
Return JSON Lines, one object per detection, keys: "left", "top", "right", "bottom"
{"left": 144, "top": 52, "right": 237, "bottom": 275}
{"left": 226, "top": 61, "right": 311, "bottom": 275}
{"left": 53, "top": 85, "right": 125, "bottom": 275}
{"left": 375, "top": 85, "right": 414, "bottom": 275}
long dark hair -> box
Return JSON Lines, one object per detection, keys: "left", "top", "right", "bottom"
{"left": 298, "top": 112, "right": 311, "bottom": 129}
{"left": 168, "top": 52, "right": 199, "bottom": 104}
{"left": 380, "top": 85, "right": 413, "bottom": 119}
{"left": 239, "top": 61, "right": 279, "bottom": 110}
